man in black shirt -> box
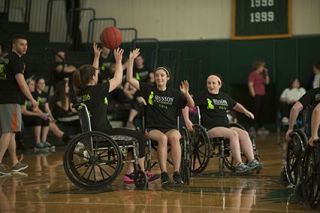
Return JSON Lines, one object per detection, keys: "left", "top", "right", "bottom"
{"left": 0, "top": 35, "right": 38, "bottom": 175}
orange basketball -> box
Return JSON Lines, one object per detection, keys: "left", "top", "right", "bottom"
{"left": 100, "top": 26, "right": 122, "bottom": 49}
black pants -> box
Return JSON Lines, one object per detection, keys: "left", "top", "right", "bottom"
{"left": 104, "top": 128, "right": 145, "bottom": 158}
{"left": 252, "top": 95, "right": 265, "bottom": 129}
{"left": 280, "top": 102, "right": 293, "bottom": 118}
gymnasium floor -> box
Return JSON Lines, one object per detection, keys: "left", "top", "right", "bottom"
{"left": 0, "top": 133, "right": 318, "bottom": 212}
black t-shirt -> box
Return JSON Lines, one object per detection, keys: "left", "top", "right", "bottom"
{"left": 0, "top": 52, "right": 25, "bottom": 104}
{"left": 79, "top": 82, "right": 111, "bottom": 132}
{"left": 133, "top": 66, "right": 151, "bottom": 82}
{"left": 32, "top": 90, "right": 49, "bottom": 112}
{"left": 194, "top": 91, "right": 237, "bottom": 129}
{"left": 139, "top": 82, "right": 187, "bottom": 130}
{"left": 299, "top": 88, "right": 320, "bottom": 108}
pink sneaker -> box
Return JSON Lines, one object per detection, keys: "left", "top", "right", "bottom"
{"left": 123, "top": 173, "right": 134, "bottom": 184}
{"left": 146, "top": 171, "right": 160, "bottom": 182}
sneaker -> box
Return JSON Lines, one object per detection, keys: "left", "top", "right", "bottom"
{"left": 146, "top": 171, "right": 160, "bottom": 182}
{"left": 281, "top": 117, "right": 289, "bottom": 125}
{"left": 11, "top": 162, "right": 28, "bottom": 172}
{"left": 123, "top": 173, "right": 134, "bottom": 184}
{"left": 0, "top": 164, "right": 11, "bottom": 175}
{"left": 247, "top": 159, "right": 263, "bottom": 171}
{"left": 172, "top": 171, "right": 184, "bottom": 185}
{"left": 35, "top": 143, "right": 47, "bottom": 149}
{"left": 43, "top": 141, "right": 53, "bottom": 148}
{"left": 161, "top": 172, "right": 170, "bottom": 186}
{"left": 234, "top": 163, "right": 250, "bottom": 174}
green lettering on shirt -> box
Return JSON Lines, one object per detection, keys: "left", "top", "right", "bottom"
{"left": 0, "top": 64, "right": 6, "bottom": 80}
{"left": 148, "top": 91, "right": 154, "bottom": 105}
{"left": 82, "top": 94, "right": 91, "bottom": 102}
{"left": 207, "top": 98, "right": 214, "bottom": 109}
{"left": 104, "top": 97, "right": 108, "bottom": 105}
{"left": 135, "top": 73, "right": 141, "bottom": 81}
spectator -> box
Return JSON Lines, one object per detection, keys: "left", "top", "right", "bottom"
{"left": 248, "top": 60, "right": 270, "bottom": 135}
{"left": 0, "top": 35, "right": 38, "bottom": 175}
{"left": 133, "top": 55, "right": 152, "bottom": 82}
{"left": 279, "top": 77, "right": 306, "bottom": 124}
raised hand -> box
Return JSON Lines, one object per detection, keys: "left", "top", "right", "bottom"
{"left": 114, "top": 48, "right": 124, "bottom": 63}
{"left": 129, "top": 48, "right": 140, "bottom": 60}
{"left": 180, "top": 80, "right": 189, "bottom": 94}
{"left": 93, "top": 42, "right": 101, "bottom": 58}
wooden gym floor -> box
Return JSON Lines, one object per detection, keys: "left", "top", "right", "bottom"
{"left": 0, "top": 133, "right": 319, "bottom": 212}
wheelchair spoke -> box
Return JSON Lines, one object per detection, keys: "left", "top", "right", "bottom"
{"left": 74, "top": 162, "right": 89, "bottom": 169}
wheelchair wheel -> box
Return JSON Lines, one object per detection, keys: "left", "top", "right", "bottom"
{"left": 190, "top": 124, "right": 211, "bottom": 175}
{"left": 180, "top": 127, "right": 191, "bottom": 185}
{"left": 134, "top": 170, "right": 148, "bottom": 188}
{"left": 286, "top": 129, "right": 307, "bottom": 186}
{"left": 63, "top": 131, "right": 123, "bottom": 190}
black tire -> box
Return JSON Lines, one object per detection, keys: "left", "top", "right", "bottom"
{"left": 63, "top": 131, "right": 123, "bottom": 190}
{"left": 180, "top": 127, "right": 191, "bottom": 185}
{"left": 190, "top": 124, "right": 211, "bottom": 175}
{"left": 286, "top": 131, "right": 306, "bottom": 186}
{"left": 134, "top": 170, "right": 148, "bottom": 188}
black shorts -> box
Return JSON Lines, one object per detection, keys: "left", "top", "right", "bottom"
{"left": 146, "top": 128, "right": 178, "bottom": 134}
{"left": 22, "top": 115, "right": 49, "bottom": 127}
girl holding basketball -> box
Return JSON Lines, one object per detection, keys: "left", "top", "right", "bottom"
{"left": 127, "top": 49, "right": 194, "bottom": 186}
{"left": 183, "top": 74, "right": 262, "bottom": 174}
{"left": 73, "top": 43, "right": 157, "bottom": 184}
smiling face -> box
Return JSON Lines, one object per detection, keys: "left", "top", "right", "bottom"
{"left": 154, "top": 69, "right": 169, "bottom": 88}
{"left": 206, "top": 75, "right": 221, "bottom": 94}
{"left": 28, "top": 80, "right": 35, "bottom": 92}
{"left": 36, "top": 78, "right": 46, "bottom": 92}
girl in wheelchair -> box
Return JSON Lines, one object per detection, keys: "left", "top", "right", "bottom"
{"left": 73, "top": 44, "right": 157, "bottom": 184}
{"left": 127, "top": 49, "right": 194, "bottom": 186}
{"left": 183, "top": 74, "right": 262, "bottom": 174}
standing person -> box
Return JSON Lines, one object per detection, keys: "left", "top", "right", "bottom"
{"left": 127, "top": 49, "right": 194, "bottom": 186}
{"left": 0, "top": 35, "right": 38, "bottom": 175}
{"left": 248, "top": 60, "right": 270, "bottom": 135}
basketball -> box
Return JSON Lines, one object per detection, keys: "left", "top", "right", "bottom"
{"left": 100, "top": 26, "right": 122, "bottom": 49}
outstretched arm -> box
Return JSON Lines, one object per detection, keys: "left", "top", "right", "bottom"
{"left": 233, "top": 103, "right": 254, "bottom": 119}
{"left": 285, "top": 101, "right": 303, "bottom": 141}
{"left": 126, "top": 48, "right": 140, "bottom": 90}
{"left": 92, "top": 42, "right": 101, "bottom": 69}
{"left": 108, "top": 48, "right": 124, "bottom": 92}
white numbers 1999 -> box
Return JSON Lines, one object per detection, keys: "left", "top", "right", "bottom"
{"left": 250, "top": 11, "right": 274, "bottom": 23}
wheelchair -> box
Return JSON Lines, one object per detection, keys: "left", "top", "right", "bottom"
{"left": 282, "top": 106, "right": 312, "bottom": 186}
{"left": 63, "top": 103, "right": 148, "bottom": 190}
{"left": 143, "top": 115, "right": 192, "bottom": 185}
{"left": 189, "top": 107, "right": 260, "bottom": 176}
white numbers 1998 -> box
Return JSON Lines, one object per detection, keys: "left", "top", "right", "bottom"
{"left": 251, "top": 0, "right": 274, "bottom": 7}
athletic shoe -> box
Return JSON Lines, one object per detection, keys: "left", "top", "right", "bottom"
{"left": 35, "top": 143, "right": 47, "bottom": 149}
{"left": 11, "top": 162, "right": 28, "bottom": 172}
{"left": 247, "top": 159, "right": 263, "bottom": 171}
{"left": 146, "top": 171, "right": 160, "bottom": 182}
{"left": 123, "top": 173, "right": 134, "bottom": 184}
{"left": 0, "top": 164, "right": 11, "bottom": 175}
{"left": 43, "top": 141, "right": 53, "bottom": 148}
{"left": 172, "top": 171, "right": 184, "bottom": 185}
{"left": 161, "top": 172, "right": 170, "bottom": 186}
{"left": 234, "top": 163, "right": 250, "bottom": 174}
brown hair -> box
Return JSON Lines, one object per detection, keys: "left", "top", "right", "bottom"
{"left": 73, "top": 64, "right": 96, "bottom": 94}
{"left": 252, "top": 60, "right": 265, "bottom": 70}
{"left": 154, "top": 66, "right": 171, "bottom": 78}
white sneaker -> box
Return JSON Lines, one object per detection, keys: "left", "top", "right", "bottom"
{"left": 281, "top": 117, "right": 289, "bottom": 125}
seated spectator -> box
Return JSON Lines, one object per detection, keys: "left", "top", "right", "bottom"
{"left": 280, "top": 77, "right": 306, "bottom": 124}
{"left": 133, "top": 54, "right": 152, "bottom": 82}
{"left": 52, "top": 51, "right": 76, "bottom": 90}
{"left": 22, "top": 77, "right": 54, "bottom": 149}
{"left": 51, "top": 80, "right": 79, "bottom": 125}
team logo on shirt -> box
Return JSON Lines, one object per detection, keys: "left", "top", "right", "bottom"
{"left": 36, "top": 96, "right": 47, "bottom": 106}
{"left": 148, "top": 91, "right": 154, "bottom": 105}
{"left": 147, "top": 91, "right": 174, "bottom": 109}
{"left": 207, "top": 98, "right": 228, "bottom": 110}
